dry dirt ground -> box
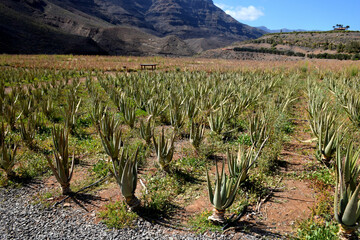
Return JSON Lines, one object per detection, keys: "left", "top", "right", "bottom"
{"left": 249, "top": 118, "right": 316, "bottom": 236}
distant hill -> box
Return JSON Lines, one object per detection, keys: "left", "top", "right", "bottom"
{"left": 256, "top": 26, "right": 310, "bottom": 33}
{"left": 0, "top": 0, "right": 265, "bottom": 55}
{"left": 201, "top": 31, "right": 360, "bottom": 60}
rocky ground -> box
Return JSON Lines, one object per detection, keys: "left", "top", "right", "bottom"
{"left": 0, "top": 184, "right": 286, "bottom": 240}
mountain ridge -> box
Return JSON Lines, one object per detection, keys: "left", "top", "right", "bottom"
{"left": 0, "top": 0, "right": 265, "bottom": 55}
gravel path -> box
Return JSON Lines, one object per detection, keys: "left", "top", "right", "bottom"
{"left": 0, "top": 186, "right": 281, "bottom": 240}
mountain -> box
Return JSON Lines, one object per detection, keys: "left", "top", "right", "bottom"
{"left": 0, "top": 0, "right": 265, "bottom": 55}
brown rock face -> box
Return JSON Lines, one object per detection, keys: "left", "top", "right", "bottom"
{"left": 0, "top": 0, "right": 265, "bottom": 55}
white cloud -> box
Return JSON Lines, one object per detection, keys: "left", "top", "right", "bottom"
{"left": 214, "top": 3, "right": 230, "bottom": 10}
{"left": 215, "top": 3, "right": 264, "bottom": 21}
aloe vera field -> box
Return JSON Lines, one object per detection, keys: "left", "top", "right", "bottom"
{"left": 1, "top": 55, "right": 360, "bottom": 239}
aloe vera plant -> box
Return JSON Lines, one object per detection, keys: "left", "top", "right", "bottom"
{"left": 63, "top": 91, "right": 82, "bottom": 134}
{"left": 3, "top": 92, "right": 21, "bottom": 131}
{"left": 208, "top": 110, "right": 225, "bottom": 135}
{"left": 185, "top": 97, "right": 199, "bottom": 120}
{"left": 344, "top": 92, "right": 360, "bottom": 127}
{"left": 0, "top": 81, "right": 4, "bottom": 104}
{"left": 90, "top": 98, "right": 107, "bottom": 130}
{"left": 235, "top": 89, "right": 259, "bottom": 112}
{"left": 46, "top": 126, "right": 74, "bottom": 195}
{"left": 123, "top": 104, "right": 136, "bottom": 129}
{"left": 306, "top": 82, "right": 332, "bottom": 137}
{"left": 275, "top": 88, "right": 297, "bottom": 113}
{"left": 306, "top": 97, "right": 345, "bottom": 164}
{"left": 220, "top": 104, "right": 238, "bottom": 124}
{"left": 0, "top": 123, "right": 5, "bottom": 146}
{"left": 19, "top": 94, "right": 34, "bottom": 118}
{"left": 110, "top": 147, "right": 140, "bottom": 210}
{"left": 318, "top": 115, "right": 345, "bottom": 164}
{"left": 248, "top": 113, "right": 267, "bottom": 147}
{"left": 169, "top": 93, "right": 186, "bottom": 130}
{"left": 153, "top": 128, "right": 175, "bottom": 172}
{"left": 308, "top": 106, "right": 333, "bottom": 139}
{"left": 206, "top": 161, "right": 242, "bottom": 224}
{"left": 228, "top": 137, "right": 268, "bottom": 182}
{"left": 169, "top": 107, "right": 185, "bottom": 130}
{"left": 334, "top": 143, "right": 360, "bottom": 239}
{"left": 0, "top": 124, "right": 17, "bottom": 179}
{"left": 85, "top": 77, "right": 100, "bottom": 100}
{"left": 116, "top": 93, "right": 137, "bottom": 128}
{"left": 98, "top": 114, "right": 122, "bottom": 161}
{"left": 0, "top": 98, "right": 3, "bottom": 118}
{"left": 189, "top": 121, "right": 205, "bottom": 152}
{"left": 20, "top": 117, "right": 37, "bottom": 150}
{"left": 200, "top": 91, "right": 229, "bottom": 115}
{"left": 145, "top": 97, "right": 167, "bottom": 117}
{"left": 0, "top": 143, "right": 18, "bottom": 180}
{"left": 98, "top": 109, "right": 140, "bottom": 209}
{"left": 139, "top": 115, "right": 154, "bottom": 145}
{"left": 113, "top": 91, "right": 126, "bottom": 113}
{"left": 41, "top": 97, "right": 55, "bottom": 121}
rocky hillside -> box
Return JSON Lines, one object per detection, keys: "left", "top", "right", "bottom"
{"left": 252, "top": 31, "right": 360, "bottom": 50}
{"left": 201, "top": 31, "right": 360, "bottom": 60}
{"left": 0, "top": 0, "right": 264, "bottom": 55}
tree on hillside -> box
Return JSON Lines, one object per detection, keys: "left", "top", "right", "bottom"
{"left": 333, "top": 24, "right": 350, "bottom": 30}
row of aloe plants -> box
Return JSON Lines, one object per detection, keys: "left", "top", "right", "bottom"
{"left": 94, "top": 71, "right": 285, "bottom": 134}
{"left": 1, "top": 69, "right": 298, "bottom": 230}
{"left": 306, "top": 71, "right": 360, "bottom": 239}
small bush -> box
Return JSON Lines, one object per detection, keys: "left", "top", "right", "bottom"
{"left": 141, "top": 173, "right": 181, "bottom": 217}
{"left": 296, "top": 221, "right": 338, "bottom": 240}
{"left": 17, "top": 152, "right": 50, "bottom": 179}
{"left": 257, "top": 143, "right": 281, "bottom": 175}
{"left": 99, "top": 201, "right": 138, "bottom": 229}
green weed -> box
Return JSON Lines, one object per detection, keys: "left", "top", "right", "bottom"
{"left": 236, "top": 133, "right": 252, "bottom": 146}
{"left": 99, "top": 201, "right": 138, "bottom": 229}
{"left": 141, "top": 173, "right": 182, "bottom": 217}
{"left": 300, "top": 164, "right": 335, "bottom": 186}
{"left": 296, "top": 221, "right": 338, "bottom": 240}
{"left": 91, "top": 159, "right": 109, "bottom": 178}
{"left": 188, "top": 210, "right": 222, "bottom": 234}
{"left": 32, "top": 190, "right": 59, "bottom": 209}
{"left": 256, "top": 142, "right": 281, "bottom": 175}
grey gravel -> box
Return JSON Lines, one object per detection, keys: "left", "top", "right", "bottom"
{"left": 0, "top": 186, "right": 282, "bottom": 240}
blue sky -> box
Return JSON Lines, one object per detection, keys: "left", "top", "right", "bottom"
{"left": 214, "top": 0, "right": 360, "bottom": 31}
